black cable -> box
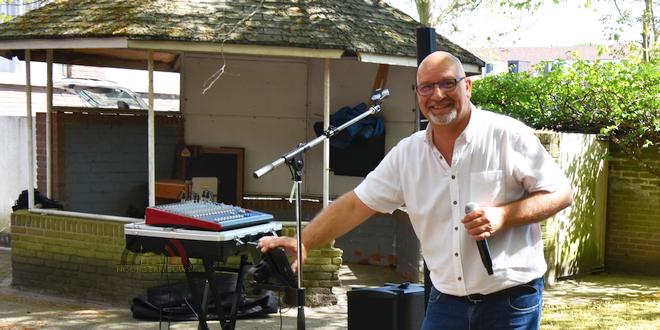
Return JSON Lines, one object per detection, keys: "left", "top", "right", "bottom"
{"left": 159, "top": 254, "right": 174, "bottom": 329}
{"left": 278, "top": 290, "right": 284, "bottom": 330}
{"left": 158, "top": 255, "right": 165, "bottom": 329}
{"left": 184, "top": 297, "right": 200, "bottom": 320}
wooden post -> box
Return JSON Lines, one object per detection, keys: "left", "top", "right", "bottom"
{"left": 323, "top": 59, "right": 330, "bottom": 208}
{"left": 148, "top": 51, "right": 155, "bottom": 207}
{"left": 25, "top": 50, "right": 35, "bottom": 208}
{"left": 46, "top": 49, "right": 53, "bottom": 197}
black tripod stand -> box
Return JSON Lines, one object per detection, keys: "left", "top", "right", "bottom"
{"left": 253, "top": 89, "right": 390, "bottom": 329}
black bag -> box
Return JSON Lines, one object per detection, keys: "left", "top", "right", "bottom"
{"left": 12, "top": 189, "right": 64, "bottom": 211}
{"left": 131, "top": 276, "right": 278, "bottom": 321}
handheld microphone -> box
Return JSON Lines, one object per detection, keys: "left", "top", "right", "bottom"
{"left": 465, "top": 202, "right": 494, "bottom": 275}
{"left": 370, "top": 88, "right": 390, "bottom": 102}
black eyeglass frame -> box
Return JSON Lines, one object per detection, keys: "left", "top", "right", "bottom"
{"left": 415, "top": 77, "right": 466, "bottom": 96}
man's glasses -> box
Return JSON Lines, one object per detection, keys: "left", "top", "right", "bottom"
{"left": 415, "top": 77, "right": 466, "bottom": 96}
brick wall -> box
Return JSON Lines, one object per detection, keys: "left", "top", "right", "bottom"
{"left": 335, "top": 213, "right": 397, "bottom": 266}
{"left": 11, "top": 211, "right": 184, "bottom": 303}
{"left": 36, "top": 112, "right": 183, "bottom": 217}
{"left": 605, "top": 146, "right": 660, "bottom": 275}
{"left": 36, "top": 113, "right": 45, "bottom": 194}
{"left": 279, "top": 225, "right": 343, "bottom": 306}
{"left": 244, "top": 198, "right": 420, "bottom": 280}
{"left": 11, "top": 210, "right": 344, "bottom": 306}
{"left": 69, "top": 65, "right": 106, "bottom": 80}
{"left": 243, "top": 198, "right": 344, "bottom": 305}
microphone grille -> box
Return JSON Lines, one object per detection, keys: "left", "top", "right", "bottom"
{"left": 465, "top": 202, "right": 479, "bottom": 214}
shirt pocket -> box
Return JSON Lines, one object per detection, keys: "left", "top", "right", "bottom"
{"left": 469, "top": 170, "right": 505, "bottom": 206}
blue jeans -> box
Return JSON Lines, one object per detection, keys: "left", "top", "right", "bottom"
{"left": 422, "top": 277, "right": 544, "bottom": 330}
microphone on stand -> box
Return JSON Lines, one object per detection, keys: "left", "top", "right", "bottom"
{"left": 465, "top": 202, "right": 494, "bottom": 275}
{"left": 370, "top": 88, "right": 390, "bottom": 102}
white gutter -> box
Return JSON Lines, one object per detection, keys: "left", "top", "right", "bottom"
{"left": 462, "top": 63, "right": 482, "bottom": 76}
{"left": 358, "top": 52, "right": 483, "bottom": 75}
{"left": 358, "top": 53, "right": 417, "bottom": 67}
{"left": 0, "top": 37, "right": 129, "bottom": 50}
{"left": 0, "top": 38, "right": 345, "bottom": 61}
{"left": 128, "top": 40, "right": 344, "bottom": 59}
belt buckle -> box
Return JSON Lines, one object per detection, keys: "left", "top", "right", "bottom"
{"left": 467, "top": 294, "right": 484, "bottom": 303}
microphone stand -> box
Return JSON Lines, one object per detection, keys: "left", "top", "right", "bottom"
{"left": 253, "top": 89, "right": 389, "bottom": 330}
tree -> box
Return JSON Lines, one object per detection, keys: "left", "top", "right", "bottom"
{"left": 413, "top": 0, "right": 483, "bottom": 27}
{"left": 601, "top": 0, "right": 658, "bottom": 62}
{"left": 409, "top": 0, "right": 657, "bottom": 60}
{"left": 407, "top": 0, "right": 571, "bottom": 47}
{"left": 411, "top": 0, "right": 557, "bottom": 27}
{"left": 0, "top": 0, "right": 50, "bottom": 23}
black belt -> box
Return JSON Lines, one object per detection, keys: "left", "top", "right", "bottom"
{"left": 448, "top": 278, "right": 541, "bottom": 303}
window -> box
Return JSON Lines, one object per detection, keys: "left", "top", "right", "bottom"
{"left": 507, "top": 60, "right": 530, "bottom": 73}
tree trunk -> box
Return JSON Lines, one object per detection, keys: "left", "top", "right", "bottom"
{"left": 641, "top": 0, "right": 652, "bottom": 62}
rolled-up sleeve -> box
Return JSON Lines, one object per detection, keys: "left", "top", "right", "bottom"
{"left": 354, "top": 143, "right": 405, "bottom": 214}
{"left": 512, "top": 131, "right": 570, "bottom": 194}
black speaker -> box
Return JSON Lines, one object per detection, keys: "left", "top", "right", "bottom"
{"left": 347, "top": 283, "right": 424, "bottom": 330}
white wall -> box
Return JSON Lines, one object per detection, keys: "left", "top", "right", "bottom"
{"left": 0, "top": 116, "right": 30, "bottom": 234}
{"left": 181, "top": 53, "right": 417, "bottom": 197}
{"left": 182, "top": 54, "right": 309, "bottom": 195}
{"left": 0, "top": 58, "right": 67, "bottom": 87}
{"left": 305, "top": 59, "right": 417, "bottom": 196}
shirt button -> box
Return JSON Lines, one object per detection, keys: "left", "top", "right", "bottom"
{"left": 451, "top": 175, "right": 456, "bottom": 179}
{"left": 458, "top": 277, "right": 462, "bottom": 281}
{"left": 454, "top": 252, "right": 459, "bottom": 257}
{"left": 453, "top": 201, "right": 457, "bottom": 205}
{"left": 454, "top": 226, "right": 458, "bottom": 231}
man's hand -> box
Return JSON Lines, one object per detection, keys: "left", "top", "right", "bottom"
{"left": 257, "top": 236, "right": 307, "bottom": 272}
{"left": 462, "top": 206, "right": 505, "bottom": 241}
{"left": 461, "top": 188, "right": 574, "bottom": 241}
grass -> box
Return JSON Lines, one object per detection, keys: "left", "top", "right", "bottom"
{"left": 543, "top": 296, "right": 660, "bottom": 329}
{"left": 541, "top": 273, "right": 660, "bottom": 329}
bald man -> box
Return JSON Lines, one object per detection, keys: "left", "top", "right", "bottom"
{"left": 259, "top": 51, "right": 572, "bottom": 329}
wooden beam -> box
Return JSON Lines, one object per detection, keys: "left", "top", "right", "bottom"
{"left": 368, "top": 64, "right": 389, "bottom": 106}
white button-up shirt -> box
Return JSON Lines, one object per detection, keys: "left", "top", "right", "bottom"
{"left": 354, "top": 106, "right": 570, "bottom": 296}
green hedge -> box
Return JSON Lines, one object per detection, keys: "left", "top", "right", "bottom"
{"left": 471, "top": 58, "right": 659, "bottom": 164}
